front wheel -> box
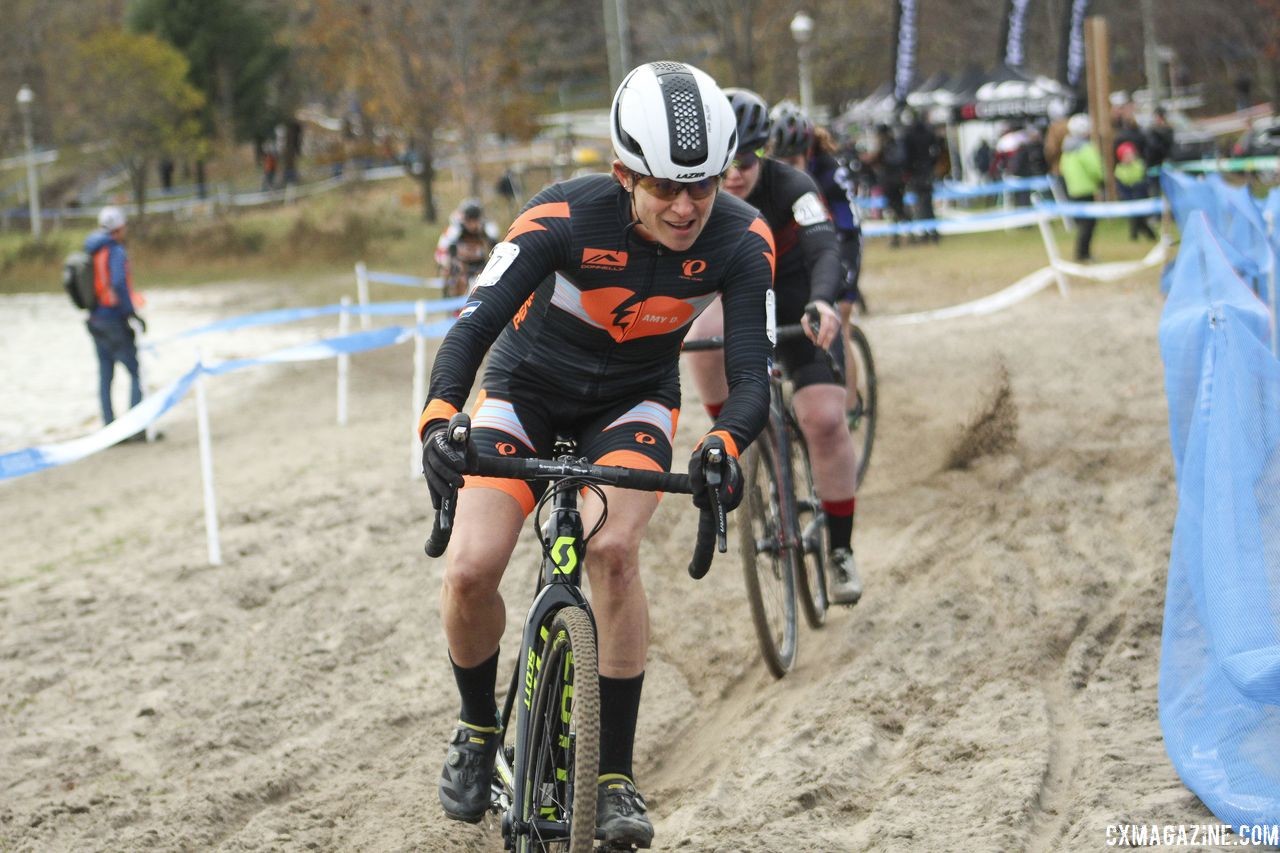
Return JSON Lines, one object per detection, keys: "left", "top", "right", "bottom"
{"left": 738, "top": 427, "right": 799, "bottom": 678}
{"left": 517, "top": 606, "right": 600, "bottom": 853}
{"left": 845, "top": 323, "right": 878, "bottom": 490}
{"left": 786, "top": 419, "right": 828, "bottom": 629}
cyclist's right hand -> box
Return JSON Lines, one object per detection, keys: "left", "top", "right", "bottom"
{"left": 689, "top": 435, "right": 743, "bottom": 512}
{"left": 422, "top": 422, "right": 475, "bottom": 509}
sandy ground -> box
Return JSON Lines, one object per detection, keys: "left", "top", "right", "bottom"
{"left": 0, "top": 247, "right": 1228, "bottom": 852}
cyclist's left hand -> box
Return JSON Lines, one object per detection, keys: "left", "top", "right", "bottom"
{"left": 689, "top": 435, "right": 743, "bottom": 512}
{"left": 422, "top": 423, "right": 476, "bottom": 509}
{"left": 803, "top": 300, "right": 840, "bottom": 349}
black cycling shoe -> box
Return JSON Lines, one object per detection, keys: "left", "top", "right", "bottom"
{"left": 595, "top": 775, "right": 653, "bottom": 849}
{"left": 438, "top": 719, "right": 501, "bottom": 823}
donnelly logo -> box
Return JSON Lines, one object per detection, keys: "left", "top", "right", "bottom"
{"left": 582, "top": 248, "right": 628, "bottom": 270}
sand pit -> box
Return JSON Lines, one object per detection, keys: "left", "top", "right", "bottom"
{"left": 0, "top": 260, "right": 1216, "bottom": 851}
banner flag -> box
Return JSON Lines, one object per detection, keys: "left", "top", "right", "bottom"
{"left": 1059, "top": 0, "right": 1091, "bottom": 89}
{"left": 892, "top": 0, "right": 918, "bottom": 104}
{"left": 1000, "top": 0, "right": 1033, "bottom": 69}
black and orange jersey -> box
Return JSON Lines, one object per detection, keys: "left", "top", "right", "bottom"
{"left": 423, "top": 173, "right": 775, "bottom": 455}
{"left": 744, "top": 158, "right": 842, "bottom": 320}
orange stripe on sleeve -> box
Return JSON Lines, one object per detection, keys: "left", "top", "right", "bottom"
{"left": 748, "top": 217, "right": 776, "bottom": 280}
{"left": 504, "top": 201, "right": 571, "bottom": 241}
{"left": 695, "top": 430, "right": 741, "bottom": 459}
{"left": 418, "top": 399, "right": 459, "bottom": 439}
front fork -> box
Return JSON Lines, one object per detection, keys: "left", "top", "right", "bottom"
{"left": 499, "top": 483, "right": 597, "bottom": 847}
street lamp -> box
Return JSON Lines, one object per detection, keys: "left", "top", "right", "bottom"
{"left": 16, "top": 84, "right": 41, "bottom": 239}
{"left": 790, "top": 11, "right": 815, "bottom": 114}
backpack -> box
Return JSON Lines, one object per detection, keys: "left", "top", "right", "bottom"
{"left": 63, "top": 250, "right": 96, "bottom": 310}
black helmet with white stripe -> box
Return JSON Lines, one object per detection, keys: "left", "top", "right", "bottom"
{"left": 610, "top": 61, "right": 737, "bottom": 180}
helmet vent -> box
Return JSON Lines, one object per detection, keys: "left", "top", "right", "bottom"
{"left": 655, "top": 66, "right": 707, "bottom": 167}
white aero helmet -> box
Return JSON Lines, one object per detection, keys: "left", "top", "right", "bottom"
{"left": 98, "top": 205, "right": 126, "bottom": 231}
{"left": 610, "top": 61, "right": 737, "bottom": 181}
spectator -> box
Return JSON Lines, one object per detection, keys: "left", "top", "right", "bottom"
{"left": 1060, "top": 114, "right": 1105, "bottom": 262}
{"left": 902, "top": 109, "right": 941, "bottom": 241}
{"left": 867, "top": 123, "right": 912, "bottom": 246}
{"left": 972, "top": 139, "right": 994, "bottom": 182}
{"left": 261, "top": 146, "right": 278, "bottom": 192}
{"left": 1145, "top": 108, "right": 1175, "bottom": 192}
{"left": 1114, "top": 141, "right": 1158, "bottom": 241}
{"left": 84, "top": 206, "right": 148, "bottom": 437}
{"left": 1043, "top": 100, "right": 1071, "bottom": 180}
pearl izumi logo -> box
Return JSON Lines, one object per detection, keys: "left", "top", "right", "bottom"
{"left": 581, "top": 248, "right": 629, "bottom": 270}
{"left": 681, "top": 259, "right": 707, "bottom": 280}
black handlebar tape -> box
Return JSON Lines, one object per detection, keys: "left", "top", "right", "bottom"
{"left": 470, "top": 455, "right": 695, "bottom": 494}
{"left": 424, "top": 507, "right": 450, "bottom": 558}
{"left": 688, "top": 508, "right": 718, "bottom": 579}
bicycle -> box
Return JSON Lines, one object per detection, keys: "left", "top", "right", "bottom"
{"left": 843, "top": 319, "right": 877, "bottom": 490}
{"left": 682, "top": 315, "right": 852, "bottom": 678}
{"left": 441, "top": 257, "right": 483, "bottom": 298}
{"left": 425, "top": 413, "right": 727, "bottom": 852}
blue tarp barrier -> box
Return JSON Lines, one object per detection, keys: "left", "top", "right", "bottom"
{"left": 1162, "top": 170, "right": 1279, "bottom": 302}
{"left": 1158, "top": 212, "right": 1280, "bottom": 828}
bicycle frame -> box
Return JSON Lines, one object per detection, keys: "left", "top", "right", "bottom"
{"left": 424, "top": 412, "right": 723, "bottom": 846}
{"left": 494, "top": 463, "right": 595, "bottom": 845}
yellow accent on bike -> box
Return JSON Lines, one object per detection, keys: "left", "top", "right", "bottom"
{"left": 551, "top": 535, "right": 578, "bottom": 574}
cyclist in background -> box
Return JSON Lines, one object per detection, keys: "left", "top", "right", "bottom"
{"left": 420, "top": 61, "right": 774, "bottom": 849}
{"left": 769, "top": 101, "right": 867, "bottom": 315}
{"left": 685, "top": 87, "right": 864, "bottom": 607}
{"left": 434, "top": 199, "right": 500, "bottom": 296}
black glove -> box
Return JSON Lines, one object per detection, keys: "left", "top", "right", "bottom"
{"left": 128, "top": 313, "right": 147, "bottom": 334}
{"left": 689, "top": 435, "right": 744, "bottom": 512}
{"left": 422, "top": 423, "right": 475, "bottom": 509}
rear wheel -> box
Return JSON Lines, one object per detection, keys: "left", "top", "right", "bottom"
{"left": 517, "top": 606, "right": 599, "bottom": 853}
{"left": 786, "top": 420, "right": 828, "bottom": 629}
{"left": 738, "top": 426, "right": 799, "bottom": 678}
{"left": 845, "top": 323, "right": 878, "bottom": 489}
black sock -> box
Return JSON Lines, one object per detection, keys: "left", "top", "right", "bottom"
{"left": 823, "top": 498, "right": 855, "bottom": 552}
{"left": 598, "top": 672, "right": 644, "bottom": 780}
{"left": 451, "top": 648, "right": 500, "bottom": 729}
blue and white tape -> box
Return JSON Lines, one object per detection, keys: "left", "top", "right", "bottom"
{"left": 0, "top": 318, "right": 456, "bottom": 482}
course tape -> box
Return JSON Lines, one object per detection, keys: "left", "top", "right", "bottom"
{"left": 1051, "top": 239, "right": 1171, "bottom": 283}
{"left": 1173, "top": 155, "right": 1278, "bottom": 174}
{"left": 365, "top": 270, "right": 446, "bottom": 288}
{"left": 867, "top": 267, "right": 1058, "bottom": 326}
{"left": 152, "top": 297, "right": 465, "bottom": 345}
{"left": 0, "top": 319, "right": 455, "bottom": 483}
{"left": 860, "top": 175, "right": 1054, "bottom": 210}
{"left": 868, "top": 237, "right": 1167, "bottom": 327}
{"left": 862, "top": 197, "right": 1164, "bottom": 238}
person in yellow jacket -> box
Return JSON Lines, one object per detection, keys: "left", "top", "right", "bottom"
{"left": 1114, "top": 141, "right": 1158, "bottom": 241}
{"left": 1059, "top": 113, "right": 1104, "bottom": 262}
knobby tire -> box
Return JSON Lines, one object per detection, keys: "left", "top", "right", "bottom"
{"left": 518, "top": 606, "right": 600, "bottom": 853}
{"left": 786, "top": 419, "right": 829, "bottom": 629}
{"left": 738, "top": 427, "right": 799, "bottom": 678}
{"left": 846, "top": 323, "right": 878, "bottom": 490}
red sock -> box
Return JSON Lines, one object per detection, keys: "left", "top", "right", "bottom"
{"left": 704, "top": 402, "right": 723, "bottom": 419}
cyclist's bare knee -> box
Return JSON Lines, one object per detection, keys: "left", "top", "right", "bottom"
{"left": 583, "top": 535, "right": 642, "bottom": 592}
